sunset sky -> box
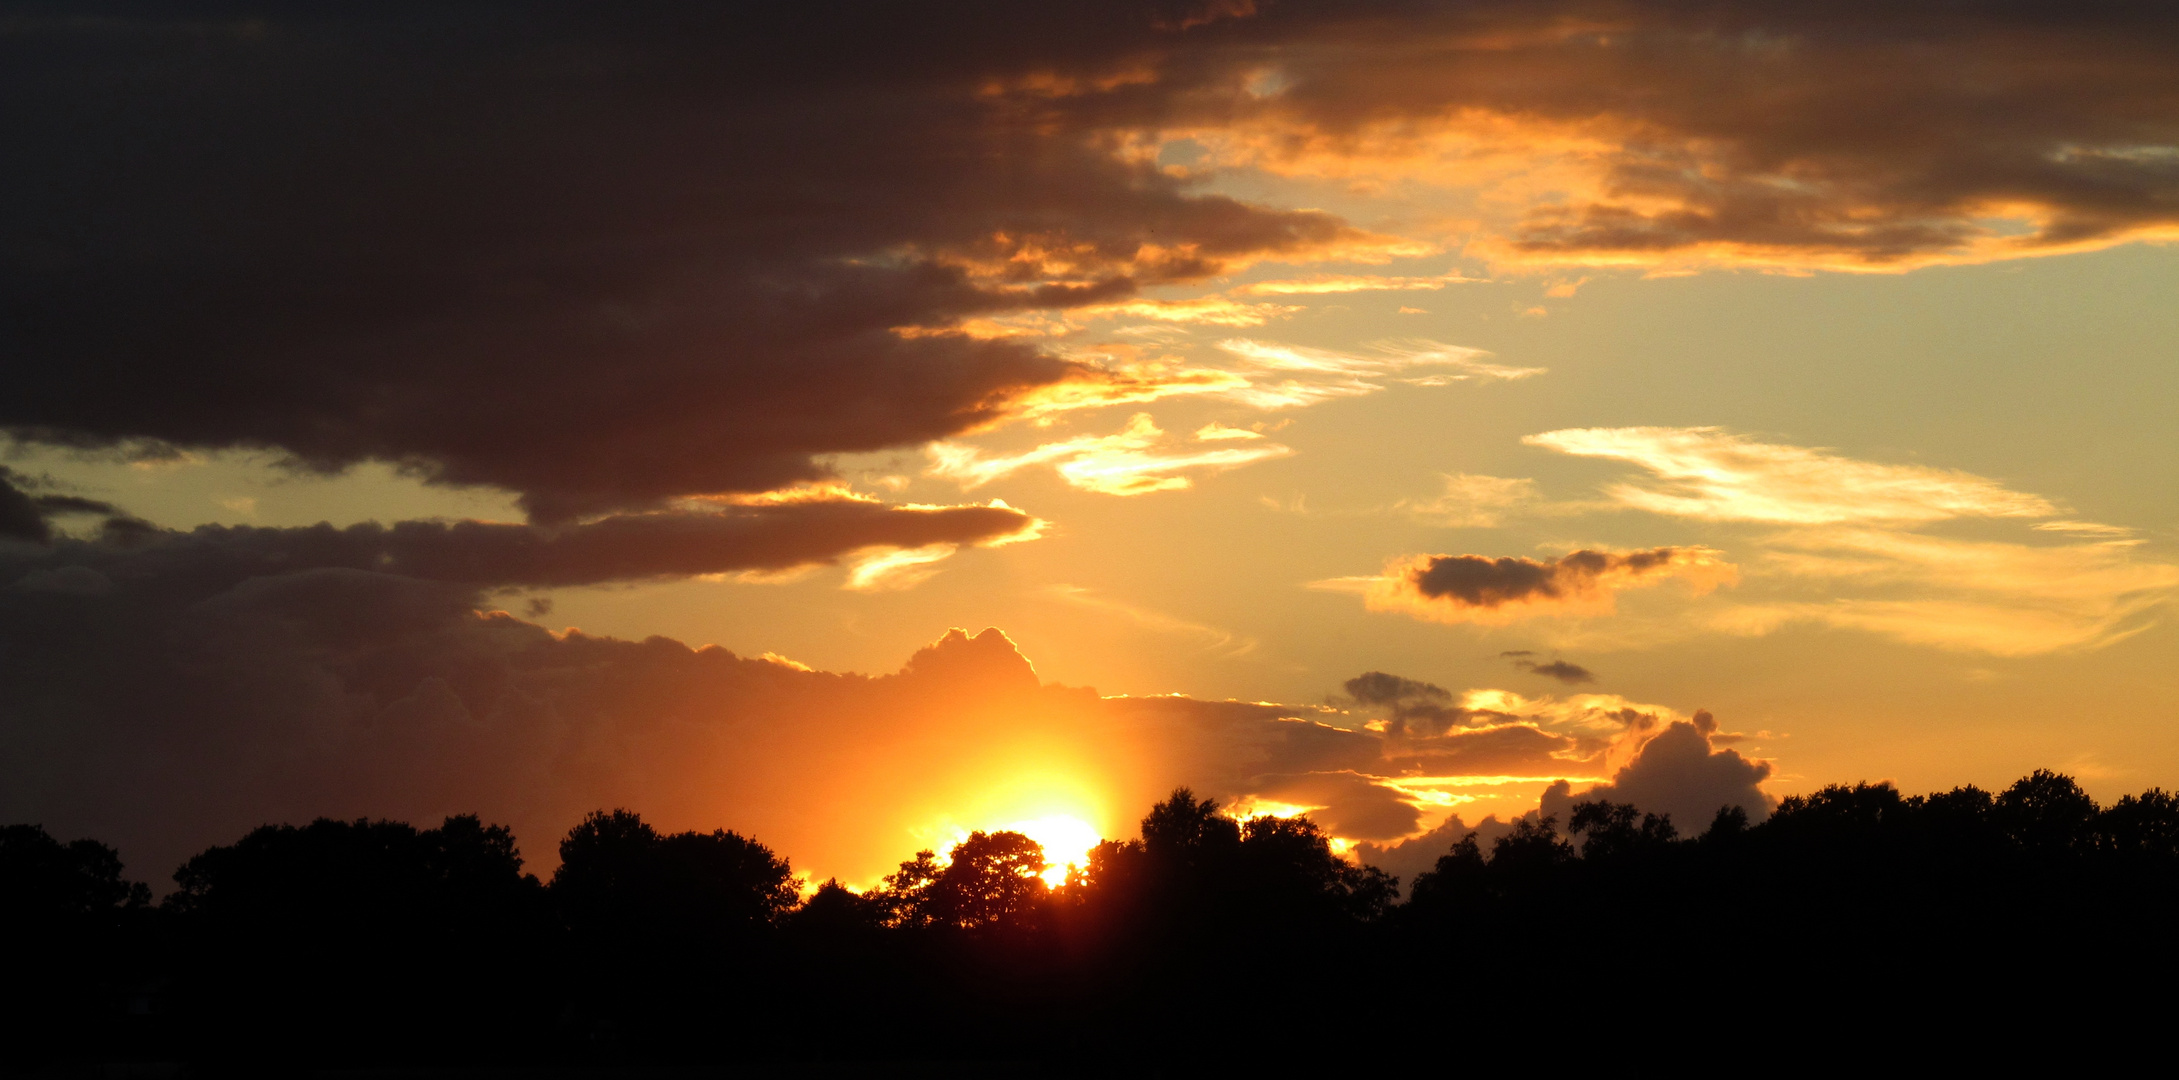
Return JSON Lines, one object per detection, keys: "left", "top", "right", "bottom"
{"left": 4, "top": 1, "right": 2175, "bottom": 889}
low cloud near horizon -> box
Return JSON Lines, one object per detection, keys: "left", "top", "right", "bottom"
{"left": 1, "top": 509, "right": 1769, "bottom": 887}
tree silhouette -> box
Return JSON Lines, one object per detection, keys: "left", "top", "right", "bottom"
{"left": 928, "top": 830, "right": 1047, "bottom": 930}
{"left": 15, "top": 767, "right": 2179, "bottom": 1066}
{"left": 1568, "top": 800, "right": 1677, "bottom": 861}
{"left": 1995, "top": 769, "right": 2099, "bottom": 854}
{"left": 157, "top": 815, "right": 550, "bottom": 1065}
{"left": 871, "top": 848, "right": 944, "bottom": 928}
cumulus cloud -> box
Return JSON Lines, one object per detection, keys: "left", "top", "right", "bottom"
{"left": 1541, "top": 711, "right": 1775, "bottom": 829}
{"left": 1331, "top": 547, "right": 1737, "bottom": 625}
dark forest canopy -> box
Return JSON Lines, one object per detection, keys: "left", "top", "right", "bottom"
{"left": 8, "top": 770, "right": 2179, "bottom": 1068}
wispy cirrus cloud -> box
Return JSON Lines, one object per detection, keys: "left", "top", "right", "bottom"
{"left": 1397, "top": 473, "right": 1540, "bottom": 528}
{"left": 1232, "top": 270, "right": 1488, "bottom": 296}
{"left": 1523, "top": 426, "right": 2055, "bottom": 524}
{"left": 1214, "top": 338, "right": 1543, "bottom": 409}
{"left": 1721, "top": 529, "right": 2179, "bottom": 655}
{"left": 1506, "top": 426, "right": 2179, "bottom": 655}
{"left": 1038, "top": 584, "right": 1259, "bottom": 658}
{"left": 927, "top": 413, "right": 1291, "bottom": 496}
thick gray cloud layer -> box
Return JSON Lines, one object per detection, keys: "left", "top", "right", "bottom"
{"left": 7, "top": 2, "right": 2176, "bottom": 519}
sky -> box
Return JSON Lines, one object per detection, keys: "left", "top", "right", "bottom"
{"left": 3, "top": 0, "right": 2176, "bottom": 889}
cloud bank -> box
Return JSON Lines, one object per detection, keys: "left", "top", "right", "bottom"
{"left": 1, "top": 505, "right": 1762, "bottom": 886}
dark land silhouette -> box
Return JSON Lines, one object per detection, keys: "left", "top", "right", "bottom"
{"left": 6, "top": 770, "right": 2177, "bottom": 1070}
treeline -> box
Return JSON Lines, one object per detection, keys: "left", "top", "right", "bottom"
{"left": 8, "top": 770, "right": 2179, "bottom": 1068}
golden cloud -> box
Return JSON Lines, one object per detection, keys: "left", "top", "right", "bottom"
{"left": 1525, "top": 426, "right": 2056, "bottom": 524}
{"left": 927, "top": 413, "right": 1292, "bottom": 496}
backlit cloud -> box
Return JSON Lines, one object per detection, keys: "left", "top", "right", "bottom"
{"left": 1146, "top": 3, "right": 2179, "bottom": 272}
{"left": 0, "top": 521, "right": 1764, "bottom": 887}
{"left": 927, "top": 413, "right": 1291, "bottom": 495}
{"left": 1331, "top": 547, "right": 1738, "bottom": 625}
{"left": 1213, "top": 338, "right": 1543, "bottom": 409}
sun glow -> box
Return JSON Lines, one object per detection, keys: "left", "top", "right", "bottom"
{"left": 1008, "top": 815, "right": 1103, "bottom": 886}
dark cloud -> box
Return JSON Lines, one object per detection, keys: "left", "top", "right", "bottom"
{"left": 1244, "top": 771, "right": 1421, "bottom": 841}
{"left": 1541, "top": 711, "right": 1775, "bottom": 828}
{"left": 0, "top": 520, "right": 1754, "bottom": 892}
{"left": 1413, "top": 549, "right": 1698, "bottom": 607}
{"left": 1510, "top": 657, "right": 1596, "bottom": 685}
{"left": 0, "top": 467, "right": 119, "bottom": 544}
{"left": 0, "top": 471, "right": 46, "bottom": 543}
{"left": 1342, "top": 670, "right": 1450, "bottom": 705}
{"left": 1340, "top": 669, "right": 1503, "bottom": 739}
{"left": 1, "top": 499, "right": 1036, "bottom": 591}
{"left": 12, "top": 3, "right": 2170, "bottom": 521}
{"left": 1207, "top": 2, "right": 2179, "bottom": 266}
{"left": 1, "top": 505, "right": 1397, "bottom": 884}
{"left": 0, "top": 3, "right": 1364, "bottom": 521}
{"left": 1371, "top": 546, "right": 1734, "bottom": 623}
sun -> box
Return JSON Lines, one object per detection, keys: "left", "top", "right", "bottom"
{"left": 1007, "top": 815, "right": 1102, "bottom": 886}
